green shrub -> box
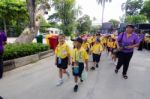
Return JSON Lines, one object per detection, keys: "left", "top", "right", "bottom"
{"left": 3, "top": 43, "right": 49, "bottom": 61}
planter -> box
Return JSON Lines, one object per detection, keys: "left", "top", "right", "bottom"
{"left": 15, "top": 54, "right": 39, "bottom": 68}
{"left": 3, "top": 59, "right": 15, "bottom": 72}
{"left": 3, "top": 50, "right": 52, "bottom": 72}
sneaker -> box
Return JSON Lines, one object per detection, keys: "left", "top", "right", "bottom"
{"left": 74, "top": 85, "right": 78, "bottom": 92}
{"left": 66, "top": 71, "right": 70, "bottom": 78}
{"left": 91, "top": 67, "right": 95, "bottom": 70}
{"left": 56, "top": 79, "right": 63, "bottom": 86}
{"left": 122, "top": 75, "right": 128, "bottom": 79}
{"left": 115, "top": 69, "right": 118, "bottom": 74}
{"left": 96, "top": 64, "right": 99, "bottom": 68}
{"left": 80, "top": 79, "right": 83, "bottom": 82}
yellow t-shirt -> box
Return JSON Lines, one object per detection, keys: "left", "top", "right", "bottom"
{"left": 82, "top": 42, "right": 90, "bottom": 50}
{"left": 91, "top": 43, "right": 103, "bottom": 54}
{"left": 55, "top": 43, "right": 70, "bottom": 59}
{"left": 71, "top": 47, "right": 88, "bottom": 63}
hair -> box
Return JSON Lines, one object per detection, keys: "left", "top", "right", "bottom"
{"left": 59, "top": 34, "right": 65, "bottom": 38}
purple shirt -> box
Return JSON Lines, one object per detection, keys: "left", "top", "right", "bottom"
{"left": 118, "top": 32, "right": 140, "bottom": 53}
{"left": 0, "top": 31, "right": 7, "bottom": 53}
{"left": 139, "top": 34, "right": 145, "bottom": 42}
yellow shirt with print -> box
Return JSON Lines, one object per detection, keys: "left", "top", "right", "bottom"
{"left": 55, "top": 43, "right": 70, "bottom": 59}
{"left": 71, "top": 47, "right": 88, "bottom": 63}
{"left": 91, "top": 43, "right": 103, "bottom": 55}
{"left": 82, "top": 42, "right": 90, "bottom": 50}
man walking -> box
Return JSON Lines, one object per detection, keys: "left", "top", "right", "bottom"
{"left": 0, "top": 30, "right": 7, "bottom": 79}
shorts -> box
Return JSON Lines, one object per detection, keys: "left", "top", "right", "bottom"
{"left": 56, "top": 57, "right": 68, "bottom": 69}
{"left": 72, "top": 62, "right": 84, "bottom": 77}
{"left": 93, "top": 53, "right": 101, "bottom": 63}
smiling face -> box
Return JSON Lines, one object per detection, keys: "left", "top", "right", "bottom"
{"left": 126, "top": 27, "right": 134, "bottom": 34}
{"left": 58, "top": 34, "right": 65, "bottom": 43}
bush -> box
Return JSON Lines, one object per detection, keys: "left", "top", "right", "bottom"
{"left": 3, "top": 43, "right": 49, "bottom": 61}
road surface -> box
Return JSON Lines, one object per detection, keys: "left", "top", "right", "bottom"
{"left": 0, "top": 50, "right": 150, "bottom": 99}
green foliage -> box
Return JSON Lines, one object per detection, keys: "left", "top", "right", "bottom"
{"left": 90, "top": 25, "right": 101, "bottom": 34}
{"left": 3, "top": 43, "right": 49, "bottom": 61}
{"left": 40, "top": 17, "right": 50, "bottom": 33}
{"left": 125, "top": 15, "right": 147, "bottom": 24}
{"left": 0, "top": 0, "right": 29, "bottom": 36}
{"left": 97, "top": 0, "right": 112, "bottom": 5}
{"left": 77, "top": 15, "right": 92, "bottom": 34}
{"left": 109, "top": 19, "right": 120, "bottom": 28}
{"left": 122, "top": 0, "right": 143, "bottom": 15}
{"left": 140, "top": 0, "right": 150, "bottom": 22}
{"left": 48, "top": 0, "right": 77, "bottom": 36}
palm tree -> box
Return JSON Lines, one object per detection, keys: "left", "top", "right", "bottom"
{"left": 96, "top": 0, "right": 112, "bottom": 24}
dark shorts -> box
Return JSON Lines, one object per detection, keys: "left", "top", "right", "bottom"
{"left": 72, "top": 62, "right": 84, "bottom": 77}
{"left": 56, "top": 57, "right": 68, "bottom": 69}
{"left": 93, "top": 53, "right": 101, "bottom": 63}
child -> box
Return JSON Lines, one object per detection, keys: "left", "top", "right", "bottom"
{"left": 82, "top": 38, "right": 90, "bottom": 54}
{"left": 91, "top": 38, "right": 103, "bottom": 70}
{"left": 71, "top": 37, "right": 88, "bottom": 92}
{"left": 55, "top": 34, "right": 70, "bottom": 86}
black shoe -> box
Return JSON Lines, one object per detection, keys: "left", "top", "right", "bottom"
{"left": 122, "top": 75, "right": 128, "bottom": 79}
{"left": 115, "top": 69, "right": 118, "bottom": 74}
{"left": 0, "top": 96, "right": 3, "bottom": 99}
{"left": 74, "top": 85, "right": 78, "bottom": 92}
{"left": 96, "top": 64, "right": 99, "bottom": 68}
{"left": 91, "top": 67, "right": 95, "bottom": 70}
{"left": 80, "top": 79, "right": 83, "bottom": 82}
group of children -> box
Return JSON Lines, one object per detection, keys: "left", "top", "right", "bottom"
{"left": 54, "top": 33, "right": 117, "bottom": 92}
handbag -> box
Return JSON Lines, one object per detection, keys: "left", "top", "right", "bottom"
{"left": 81, "top": 69, "right": 88, "bottom": 81}
{"left": 116, "top": 33, "right": 124, "bottom": 57}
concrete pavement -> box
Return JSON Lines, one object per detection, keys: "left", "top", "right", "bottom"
{"left": 0, "top": 50, "right": 150, "bottom": 99}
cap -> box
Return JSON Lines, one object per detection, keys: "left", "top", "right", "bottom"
{"left": 75, "top": 37, "right": 83, "bottom": 44}
{"left": 126, "top": 25, "right": 135, "bottom": 29}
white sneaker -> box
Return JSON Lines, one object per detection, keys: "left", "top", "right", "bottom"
{"left": 66, "top": 71, "right": 70, "bottom": 78}
{"left": 56, "top": 79, "right": 63, "bottom": 86}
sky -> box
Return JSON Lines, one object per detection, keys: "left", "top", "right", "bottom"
{"left": 76, "top": 0, "right": 127, "bottom": 25}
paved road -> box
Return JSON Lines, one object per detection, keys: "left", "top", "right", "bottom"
{"left": 0, "top": 50, "right": 150, "bottom": 99}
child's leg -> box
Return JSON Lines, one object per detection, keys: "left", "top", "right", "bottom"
{"left": 59, "top": 69, "right": 63, "bottom": 79}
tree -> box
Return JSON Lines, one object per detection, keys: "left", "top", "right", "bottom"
{"left": 125, "top": 15, "right": 147, "bottom": 24}
{"left": 109, "top": 19, "right": 120, "bottom": 28}
{"left": 0, "top": 0, "right": 28, "bottom": 36}
{"left": 48, "top": 0, "right": 77, "bottom": 36}
{"left": 96, "top": 0, "right": 112, "bottom": 23}
{"left": 90, "top": 25, "right": 101, "bottom": 34}
{"left": 77, "top": 15, "right": 92, "bottom": 34}
{"left": 15, "top": 0, "right": 50, "bottom": 43}
{"left": 140, "top": 0, "right": 150, "bottom": 22}
{"left": 39, "top": 17, "right": 50, "bottom": 33}
{"left": 122, "top": 0, "right": 143, "bottom": 16}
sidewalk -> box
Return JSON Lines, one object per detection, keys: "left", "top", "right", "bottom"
{"left": 0, "top": 50, "right": 150, "bottom": 99}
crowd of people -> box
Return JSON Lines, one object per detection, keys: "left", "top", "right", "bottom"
{"left": 54, "top": 25, "right": 141, "bottom": 92}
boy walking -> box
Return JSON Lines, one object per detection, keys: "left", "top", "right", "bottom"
{"left": 55, "top": 34, "right": 70, "bottom": 86}
{"left": 72, "top": 38, "right": 88, "bottom": 92}
{"left": 90, "top": 38, "right": 103, "bottom": 70}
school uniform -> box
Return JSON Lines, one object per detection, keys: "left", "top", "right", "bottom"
{"left": 55, "top": 43, "right": 70, "bottom": 69}
{"left": 71, "top": 47, "right": 88, "bottom": 77}
{"left": 91, "top": 43, "right": 103, "bottom": 63}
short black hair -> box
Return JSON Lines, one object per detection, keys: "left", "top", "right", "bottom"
{"left": 126, "top": 25, "right": 135, "bottom": 29}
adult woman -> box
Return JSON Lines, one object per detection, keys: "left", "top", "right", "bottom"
{"left": 115, "top": 25, "right": 140, "bottom": 79}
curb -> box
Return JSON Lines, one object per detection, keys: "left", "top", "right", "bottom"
{"left": 3, "top": 50, "right": 53, "bottom": 72}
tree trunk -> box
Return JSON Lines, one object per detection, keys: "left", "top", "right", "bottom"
{"left": 101, "top": 1, "right": 105, "bottom": 24}
{"left": 15, "top": 1, "right": 49, "bottom": 43}
{"left": 3, "top": 18, "right": 7, "bottom": 35}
